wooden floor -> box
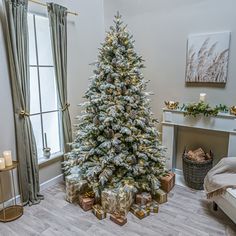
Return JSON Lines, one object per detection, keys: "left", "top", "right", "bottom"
{"left": 1, "top": 183, "right": 236, "bottom": 236}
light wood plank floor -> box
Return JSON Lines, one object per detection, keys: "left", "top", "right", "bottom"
{"left": 1, "top": 183, "right": 236, "bottom": 236}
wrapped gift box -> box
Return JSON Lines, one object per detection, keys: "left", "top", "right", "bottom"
{"left": 130, "top": 204, "right": 150, "bottom": 219}
{"left": 101, "top": 188, "right": 134, "bottom": 215}
{"left": 135, "top": 192, "right": 152, "bottom": 205}
{"left": 65, "top": 176, "right": 88, "bottom": 203}
{"left": 160, "top": 172, "right": 175, "bottom": 193}
{"left": 101, "top": 189, "right": 118, "bottom": 214}
{"left": 110, "top": 212, "right": 127, "bottom": 226}
{"left": 92, "top": 204, "right": 106, "bottom": 220}
{"left": 146, "top": 201, "right": 159, "bottom": 213}
{"left": 118, "top": 188, "right": 134, "bottom": 215}
{"left": 79, "top": 191, "right": 95, "bottom": 211}
{"left": 154, "top": 189, "right": 167, "bottom": 204}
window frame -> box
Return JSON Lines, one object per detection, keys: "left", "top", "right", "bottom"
{"left": 28, "top": 13, "right": 64, "bottom": 162}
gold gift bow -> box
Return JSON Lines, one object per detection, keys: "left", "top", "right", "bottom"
{"left": 112, "top": 211, "right": 126, "bottom": 220}
{"left": 84, "top": 191, "right": 95, "bottom": 198}
{"left": 93, "top": 205, "right": 106, "bottom": 217}
{"left": 131, "top": 204, "right": 150, "bottom": 216}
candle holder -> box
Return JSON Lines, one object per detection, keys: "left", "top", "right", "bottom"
{"left": 43, "top": 147, "right": 51, "bottom": 159}
{"left": 230, "top": 106, "right": 236, "bottom": 116}
{"left": 165, "top": 101, "right": 179, "bottom": 110}
{"left": 43, "top": 133, "right": 51, "bottom": 158}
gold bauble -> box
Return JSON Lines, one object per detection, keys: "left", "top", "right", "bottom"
{"left": 107, "top": 88, "right": 113, "bottom": 94}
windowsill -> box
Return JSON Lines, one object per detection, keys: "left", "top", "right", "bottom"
{"left": 38, "top": 152, "right": 64, "bottom": 169}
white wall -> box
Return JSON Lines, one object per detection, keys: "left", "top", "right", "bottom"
{"left": 104, "top": 0, "right": 236, "bottom": 119}
{"left": 0, "top": 2, "right": 15, "bottom": 160}
{"left": 104, "top": 0, "right": 236, "bottom": 163}
{"left": 0, "top": 0, "right": 105, "bottom": 186}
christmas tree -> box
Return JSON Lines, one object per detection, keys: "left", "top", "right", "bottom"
{"left": 64, "top": 13, "right": 166, "bottom": 198}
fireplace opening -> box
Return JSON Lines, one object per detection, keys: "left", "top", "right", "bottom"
{"left": 175, "top": 127, "right": 229, "bottom": 173}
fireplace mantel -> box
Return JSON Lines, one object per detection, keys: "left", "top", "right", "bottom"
{"left": 162, "top": 108, "right": 236, "bottom": 171}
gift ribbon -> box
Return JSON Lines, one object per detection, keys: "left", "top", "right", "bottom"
{"left": 113, "top": 212, "right": 125, "bottom": 220}
{"left": 139, "top": 192, "right": 151, "bottom": 205}
{"left": 93, "top": 205, "right": 106, "bottom": 218}
{"left": 84, "top": 191, "right": 95, "bottom": 198}
{"left": 131, "top": 204, "right": 150, "bottom": 216}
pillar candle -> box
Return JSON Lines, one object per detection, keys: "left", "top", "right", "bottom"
{"left": 0, "top": 158, "right": 5, "bottom": 170}
{"left": 199, "top": 93, "right": 206, "bottom": 102}
{"left": 3, "top": 150, "right": 13, "bottom": 167}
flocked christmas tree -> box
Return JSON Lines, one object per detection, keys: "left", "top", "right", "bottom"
{"left": 64, "top": 13, "right": 166, "bottom": 198}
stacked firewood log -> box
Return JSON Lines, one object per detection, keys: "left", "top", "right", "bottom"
{"left": 186, "top": 148, "right": 212, "bottom": 162}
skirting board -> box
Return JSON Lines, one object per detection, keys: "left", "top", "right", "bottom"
{"left": 40, "top": 173, "right": 64, "bottom": 191}
{"left": 2, "top": 173, "right": 64, "bottom": 207}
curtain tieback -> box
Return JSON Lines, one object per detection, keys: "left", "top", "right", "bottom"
{"left": 61, "top": 103, "right": 70, "bottom": 112}
{"left": 19, "top": 110, "right": 30, "bottom": 118}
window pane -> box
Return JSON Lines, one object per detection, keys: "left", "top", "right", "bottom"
{"left": 28, "top": 14, "right": 37, "bottom": 65}
{"left": 35, "top": 15, "right": 53, "bottom": 66}
{"left": 30, "top": 115, "right": 43, "bottom": 158}
{"left": 30, "top": 67, "right": 40, "bottom": 114}
{"left": 39, "top": 67, "right": 58, "bottom": 112}
{"left": 42, "top": 112, "right": 61, "bottom": 154}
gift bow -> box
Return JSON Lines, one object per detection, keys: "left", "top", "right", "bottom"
{"left": 131, "top": 205, "right": 149, "bottom": 218}
{"left": 113, "top": 211, "right": 125, "bottom": 220}
{"left": 93, "top": 204, "right": 105, "bottom": 215}
{"left": 84, "top": 191, "right": 95, "bottom": 198}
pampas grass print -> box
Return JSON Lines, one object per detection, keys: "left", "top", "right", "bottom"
{"left": 186, "top": 37, "right": 229, "bottom": 83}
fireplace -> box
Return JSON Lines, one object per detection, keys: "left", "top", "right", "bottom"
{"left": 162, "top": 108, "right": 236, "bottom": 186}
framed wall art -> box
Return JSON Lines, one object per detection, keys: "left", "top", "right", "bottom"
{"left": 186, "top": 32, "right": 230, "bottom": 83}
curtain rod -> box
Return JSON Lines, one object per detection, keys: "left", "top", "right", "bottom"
{"left": 29, "top": 0, "right": 79, "bottom": 16}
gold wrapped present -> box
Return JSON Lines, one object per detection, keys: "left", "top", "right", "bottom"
{"left": 92, "top": 204, "right": 106, "bottom": 220}
{"left": 154, "top": 189, "right": 167, "bottom": 204}
{"left": 136, "top": 192, "right": 152, "bottom": 205}
{"left": 79, "top": 191, "right": 95, "bottom": 211}
{"left": 160, "top": 172, "right": 175, "bottom": 193}
{"left": 146, "top": 201, "right": 159, "bottom": 213}
{"left": 110, "top": 212, "right": 127, "bottom": 226}
{"left": 101, "top": 188, "right": 134, "bottom": 216}
{"left": 118, "top": 188, "right": 134, "bottom": 215}
{"left": 130, "top": 204, "right": 150, "bottom": 219}
{"left": 65, "top": 177, "right": 88, "bottom": 203}
{"left": 101, "top": 189, "right": 118, "bottom": 214}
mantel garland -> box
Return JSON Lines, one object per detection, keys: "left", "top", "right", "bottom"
{"left": 180, "top": 102, "right": 229, "bottom": 117}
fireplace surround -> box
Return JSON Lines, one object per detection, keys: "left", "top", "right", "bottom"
{"left": 162, "top": 108, "right": 236, "bottom": 185}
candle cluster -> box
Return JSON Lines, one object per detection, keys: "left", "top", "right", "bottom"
{"left": 0, "top": 151, "right": 13, "bottom": 170}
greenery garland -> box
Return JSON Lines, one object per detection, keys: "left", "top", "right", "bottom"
{"left": 181, "top": 102, "right": 228, "bottom": 117}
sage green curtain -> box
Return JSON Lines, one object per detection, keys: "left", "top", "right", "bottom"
{"left": 3, "top": 0, "right": 43, "bottom": 205}
{"left": 47, "top": 3, "right": 72, "bottom": 152}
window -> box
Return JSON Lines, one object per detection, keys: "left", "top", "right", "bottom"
{"left": 28, "top": 13, "right": 62, "bottom": 160}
